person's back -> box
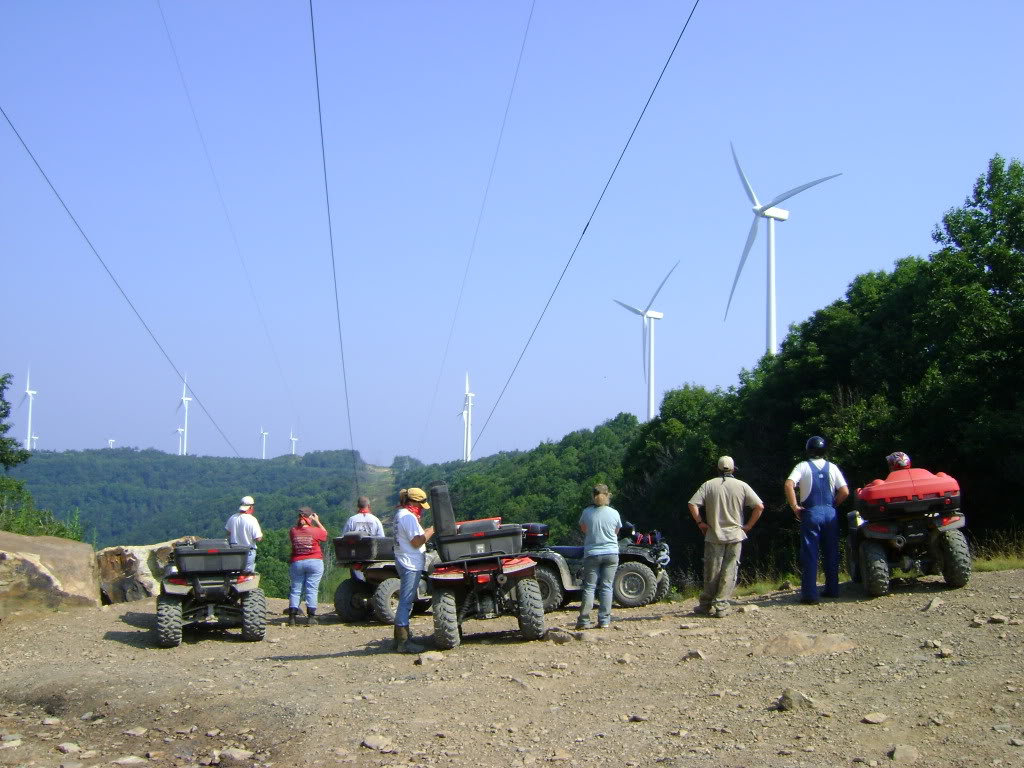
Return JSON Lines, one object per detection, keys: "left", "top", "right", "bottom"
{"left": 694, "top": 475, "right": 761, "bottom": 543}
{"left": 580, "top": 504, "right": 622, "bottom": 556}
{"left": 343, "top": 496, "right": 385, "bottom": 537}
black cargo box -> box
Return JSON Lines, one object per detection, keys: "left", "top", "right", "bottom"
{"left": 521, "top": 523, "right": 549, "bottom": 548}
{"left": 437, "top": 524, "right": 523, "bottom": 561}
{"left": 173, "top": 540, "right": 249, "bottom": 573}
{"left": 333, "top": 533, "right": 395, "bottom": 562}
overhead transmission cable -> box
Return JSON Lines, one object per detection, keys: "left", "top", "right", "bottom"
{"left": 472, "top": 0, "right": 702, "bottom": 452}
{"left": 308, "top": 0, "right": 361, "bottom": 496}
{"left": 0, "top": 104, "right": 244, "bottom": 459}
{"left": 414, "top": 0, "right": 538, "bottom": 459}
{"left": 155, "top": 0, "right": 301, "bottom": 435}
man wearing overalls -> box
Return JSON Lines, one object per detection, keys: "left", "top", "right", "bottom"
{"left": 784, "top": 436, "right": 849, "bottom": 605}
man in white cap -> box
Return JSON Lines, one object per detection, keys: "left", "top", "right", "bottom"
{"left": 687, "top": 457, "right": 763, "bottom": 617}
{"left": 225, "top": 495, "right": 263, "bottom": 573}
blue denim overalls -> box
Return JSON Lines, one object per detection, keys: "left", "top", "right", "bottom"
{"left": 799, "top": 460, "right": 840, "bottom": 600}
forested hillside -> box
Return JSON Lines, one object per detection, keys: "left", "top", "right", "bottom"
{"left": 10, "top": 448, "right": 373, "bottom": 547}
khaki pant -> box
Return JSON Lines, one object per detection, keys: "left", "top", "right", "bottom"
{"left": 699, "top": 540, "right": 742, "bottom": 611}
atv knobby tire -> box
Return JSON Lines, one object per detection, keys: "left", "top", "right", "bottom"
{"left": 432, "top": 588, "right": 461, "bottom": 650}
{"left": 939, "top": 530, "right": 971, "bottom": 588}
{"left": 156, "top": 594, "right": 184, "bottom": 648}
{"left": 240, "top": 588, "right": 267, "bottom": 641}
{"left": 515, "top": 578, "right": 546, "bottom": 640}
{"left": 334, "top": 578, "right": 372, "bottom": 622}
{"left": 535, "top": 565, "right": 565, "bottom": 613}
{"left": 654, "top": 569, "right": 671, "bottom": 602}
{"left": 371, "top": 577, "right": 400, "bottom": 624}
{"left": 860, "top": 540, "right": 891, "bottom": 597}
{"left": 613, "top": 561, "right": 657, "bottom": 608}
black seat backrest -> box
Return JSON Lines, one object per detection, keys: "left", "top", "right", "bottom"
{"left": 429, "top": 481, "right": 458, "bottom": 537}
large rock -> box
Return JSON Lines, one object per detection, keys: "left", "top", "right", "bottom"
{"left": 0, "top": 531, "right": 101, "bottom": 617}
{"left": 96, "top": 539, "right": 187, "bottom": 604}
{"left": 753, "top": 630, "right": 857, "bottom": 657}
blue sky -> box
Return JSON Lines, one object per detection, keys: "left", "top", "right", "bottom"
{"left": 2, "top": 1, "right": 1021, "bottom": 466}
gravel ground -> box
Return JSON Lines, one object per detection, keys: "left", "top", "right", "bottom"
{"left": 1, "top": 570, "right": 1023, "bottom": 768}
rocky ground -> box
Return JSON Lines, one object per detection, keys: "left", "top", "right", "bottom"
{"left": 1, "top": 570, "right": 1023, "bottom": 768}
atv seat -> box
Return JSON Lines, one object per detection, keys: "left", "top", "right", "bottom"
{"left": 550, "top": 545, "right": 585, "bottom": 560}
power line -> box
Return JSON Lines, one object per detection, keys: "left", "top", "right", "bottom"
{"left": 414, "top": 0, "right": 539, "bottom": 459}
{"left": 0, "top": 103, "right": 244, "bottom": 459}
{"left": 473, "top": 0, "right": 703, "bottom": 452}
{"left": 155, "top": 0, "right": 300, "bottom": 436}
{"left": 308, "top": 0, "right": 360, "bottom": 495}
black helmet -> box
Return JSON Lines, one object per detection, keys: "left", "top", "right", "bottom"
{"left": 805, "top": 436, "right": 826, "bottom": 457}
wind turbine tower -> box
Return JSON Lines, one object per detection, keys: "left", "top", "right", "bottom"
{"left": 461, "top": 373, "right": 475, "bottom": 462}
{"left": 108, "top": 439, "right": 115, "bottom": 449}
{"left": 614, "top": 261, "right": 680, "bottom": 421}
{"left": 259, "top": 426, "right": 268, "bottom": 460}
{"left": 177, "top": 377, "right": 192, "bottom": 456}
{"left": 31, "top": 435, "right": 39, "bottom": 450}
{"left": 20, "top": 369, "right": 37, "bottom": 450}
{"left": 289, "top": 429, "right": 298, "bottom": 456}
{"left": 724, "top": 143, "right": 841, "bottom": 356}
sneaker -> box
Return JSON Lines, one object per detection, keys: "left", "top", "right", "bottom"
{"left": 597, "top": 622, "right": 610, "bottom": 629}
{"left": 574, "top": 622, "right": 589, "bottom": 631}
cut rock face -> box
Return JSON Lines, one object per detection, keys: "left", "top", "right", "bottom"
{"left": 0, "top": 531, "right": 101, "bottom": 617}
{"left": 95, "top": 539, "right": 186, "bottom": 604}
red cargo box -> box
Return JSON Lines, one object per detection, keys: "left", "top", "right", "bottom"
{"left": 857, "top": 468, "right": 960, "bottom": 519}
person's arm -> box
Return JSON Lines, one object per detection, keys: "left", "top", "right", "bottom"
{"left": 688, "top": 502, "right": 709, "bottom": 536}
{"left": 309, "top": 512, "right": 326, "bottom": 531}
{"left": 835, "top": 485, "right": 849, "bottom": 506}
{"left": 409, "top": 527, "right": 434, "bottom": 549}
{"left": 784, "top": 478, "right": 802, "bottom": 520}
{"left": 743, "top": 503, "right": 764, "bottom": 532}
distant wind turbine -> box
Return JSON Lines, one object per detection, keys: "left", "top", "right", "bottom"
{"left": 614, "top": 261, "right": 679, "bottom": 421}
{"left": 107, "top": 439, "right": 115, "bottom": 449}
{"left": 31, "top": 434, "right": 39, "bottom": 450}
{"left": 460, "top": 373, "right": 475, "bottom": 462}
{"left": 289, "top": 429, "right": 298, "bottom": 456}
{"left": 175, "top": 427, "right": 184, "bottom": 456}
{"left": 18, "top": 368, "right": 37, "bottom": 450}
{"left": 259, "top": 426, "right": 268, "bottom": 460}
{"left": 176, "top": 376, "right": 192, "bottom": 456}
{"left": 724, "top": 142, "right": 841, "bottom": 356}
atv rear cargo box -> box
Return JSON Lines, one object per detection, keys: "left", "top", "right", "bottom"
{"left": 173, "top": 540, "right": 250, "bottom": 573}
{"left": 857, "top": 468, "right": 961, "bottom": 520}
{"left": 437, "top": 520, "right": 523, "bottom": 561}
{"left": 333, "top": 533, "right": 395, "bottom": 562}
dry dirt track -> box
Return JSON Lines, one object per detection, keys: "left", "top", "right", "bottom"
{"left": 1, "top": 570, "right": 1023, "bottom": 768}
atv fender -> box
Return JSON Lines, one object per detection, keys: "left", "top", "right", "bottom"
{"left": 936, "top": 515, "right": 966, "bottom": 532}
{"left": 516, "top": 550, "right": 575, "bottom": 590}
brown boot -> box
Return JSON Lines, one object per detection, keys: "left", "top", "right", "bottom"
{"left": 394, "top": 625, "right": 425, "bottom": 654}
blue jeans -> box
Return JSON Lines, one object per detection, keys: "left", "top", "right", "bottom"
{"left": 800, "top": 506, "right": 840, "bottom": 600}
{"left": 395, "top": 563, "right": 421, "bottom": 628}
{"left": 578, "top": 553, "right": 618, "bottom": 627}
{"left": 288, "top": 558, "right": 325, "bottom": 610}
{"left": 245, "top": 546, "right": 256, "bottom": 573}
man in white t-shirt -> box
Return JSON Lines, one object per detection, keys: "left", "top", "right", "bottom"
{"left": 225, "top": 495, "right": 263, "bottom": 573}
{"left": 392, "top": 488, "right": 434, "bottom": 653}
{"left": 784, "top": 437, "right": 849, "bottom": 605}
{"left": 343, "top": 496, "right": 385, "bottom": 537}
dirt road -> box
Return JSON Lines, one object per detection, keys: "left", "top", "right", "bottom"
{"left": 1, "top": 570, "right": 1022, "bottom": 767}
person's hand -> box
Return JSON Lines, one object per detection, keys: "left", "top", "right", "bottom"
{"left": 697, "top": 522, "right": 709, "bottom": 536}
{"left": 423, "top": 526, "right": 435, "bottom": 539}
{"left": 742, "top": 524, "right": 753, "bottom": 533}
{"left": 793, "top": 506, "right": 804, "bottom": 521}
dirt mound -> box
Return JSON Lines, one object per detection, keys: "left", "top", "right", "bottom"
{"left": 1, "top": 571, "right": 1022, "bottom": 767}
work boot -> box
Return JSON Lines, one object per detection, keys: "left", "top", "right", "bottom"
{"left": 393, "top": 625, "right": 425, "bottom": 654}
{"left": 306, "top": 608, "right": 318, "bottom": 627}
{"left": 287, "top": 607, "right": 298, "bottom": 627}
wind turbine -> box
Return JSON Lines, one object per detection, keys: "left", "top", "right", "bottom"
{"left": 614, "top": 261, "right": 680, "bottom": 421}
{"left": 176, "top": 377, "right": 192, "bottom": 456}
{"left": 724, "top": 143, "right": 841, "bottom": 356}
{"left": 289, "top": 429, "right": 298, "bottom": 456}
{"left": 107, "top": 439, "right": 115, "bottom": 449}
{"left": 18, "top": 369, "right": 37, "bottom": 450}
{"left": 31, "top": 435, "right": 39, "bottom": 450}
{"left": 259, "top": 426, "right": 268, "bottom": 460}
{"left": 460, "top": 373, "right": 475, "bottom": 462}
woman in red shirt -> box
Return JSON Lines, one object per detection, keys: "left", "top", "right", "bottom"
{"left": 287, "top": 507, "right": 328, "bottom": 626}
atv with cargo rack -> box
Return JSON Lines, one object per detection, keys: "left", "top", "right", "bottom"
{"left": 332, "top": 531, "right": 435, "bottom": 623}
{"left": 155, "top": 538, "right": 266, "bottom": 647}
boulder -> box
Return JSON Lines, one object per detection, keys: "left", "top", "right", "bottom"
{"left": 95, "top": 539, "right": 187, "bottom": 604}
{"left": 0, "top": 531, "right": 100, "bottom": 618}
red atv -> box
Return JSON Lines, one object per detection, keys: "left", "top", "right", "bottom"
{"left": 427, "top": 481, "right": 545, "bottom": 650}
{"left": 850, "top": 466, "right": 970, "bottom": 596}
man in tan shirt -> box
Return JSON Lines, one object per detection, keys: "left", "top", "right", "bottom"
{"left": 687, "top": 456, "right": 764, "bottom": 617}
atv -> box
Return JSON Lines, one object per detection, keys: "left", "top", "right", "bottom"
{"left": 850, "top": 466, "right": 971, "bottom": 596}
{"left": 332, "top": 532, "right": 435, "bottom": 623}
{"left": 155, "top": 538, "right": 266, "bottom": 647}
{"left": 521, "top": 522, "right": 672, "bottom": 613}
{"left": 427, "top": 481, "right": 545, "bottom": 650}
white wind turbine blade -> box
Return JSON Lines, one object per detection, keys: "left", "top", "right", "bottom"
{"left": 613, "top": 299, "right": 644, "bottom": 316}
{"left": 643, "top": 260, "right": 680, "bottom": 314}
{"left": 724, "top": 216, "right": 761, "bottom": 320}
{"left": 763, "top": 173, "right": 842, "bottom": 210}
{"left": 731, "top": 142, "right": 760, "bottom": 208}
